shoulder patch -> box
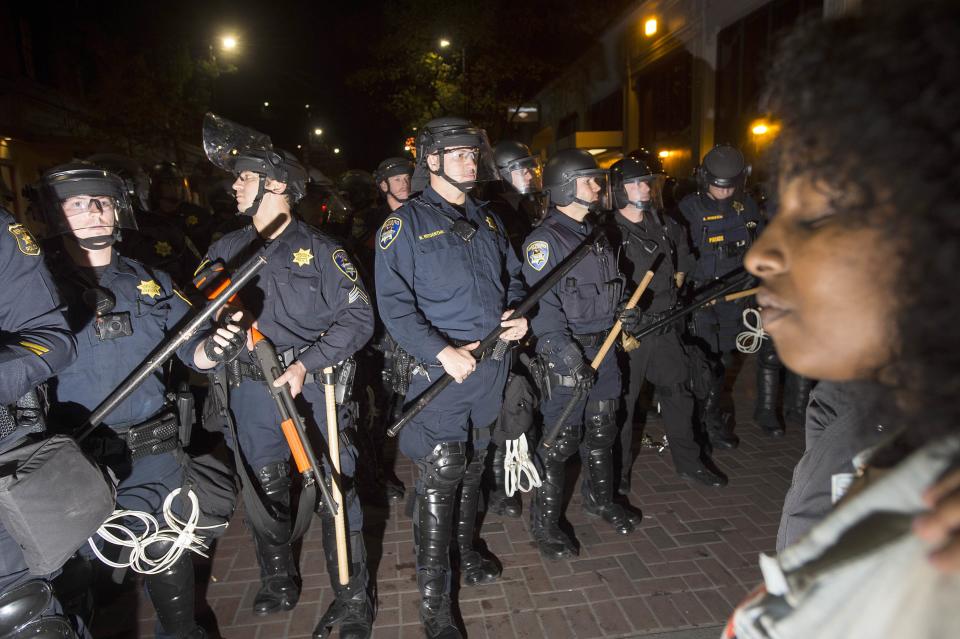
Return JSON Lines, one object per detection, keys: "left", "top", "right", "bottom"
{"left": 8, "top": 224, "right": 40, "bottom": 256}
{"left": 379, "top": 217, "right": 402, "bottom": 250}
{"left": 526, "top": 240, "right": 549, "bottom": 272}
{"left": 332, "top": 248, "right": 358, "bottom": 281}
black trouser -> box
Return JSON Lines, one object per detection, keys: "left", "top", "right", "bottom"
{"left": 619, "top": 331, "right": 702, "bottom": 478}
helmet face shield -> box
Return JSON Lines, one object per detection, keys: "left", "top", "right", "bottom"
{"left": 567, "top": 170, "right": 610, "bottom": 211}
{"left": 202, "top": 112, "right": 274, "bottom": 175}
{"left": 500, "top": 155, "right": 543, "bottom": 194}
{"left": 412, "top": 119, "right": 497, "bottom": 193}
{"left": 37, "top": 166, "right": 137, "bottom": 240}
{"left": 698, "top": 144, "right": 750, "bottom": 203}
{"left": 620, "top": 175, "right": 665, "bottom": 211}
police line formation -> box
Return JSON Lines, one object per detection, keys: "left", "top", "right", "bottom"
{"left": 1, "top": 111, "right": 808, "bottom": 639}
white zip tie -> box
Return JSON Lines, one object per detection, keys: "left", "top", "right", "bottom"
{"left": 736, "top": 307, "right": 767, "bottom": 354}
{"left": 88, "top": 488, "right": 226, "bottom": 575}
{"left": 503, "top": 433, "right": 542, "bottom": 497}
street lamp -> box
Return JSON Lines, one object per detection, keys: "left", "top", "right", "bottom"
{"left": 305, "top": 104, "right": 310, "bottom": 110}
{"left": 313, "top": 128, "right": 323, "bottom": 136}
{"left": 221, "top": 35, "right": 238, "bottom": 51}
{"left": 644, "top": 18, "right": 658, "bottom": 37}
{"left": 333, "top": 148, "right": 341, "bottom": 155}
{"left": 439, "top": 38, "right": 451, "bottom": 49}
{"left": 263, "top": 101, "right": 270, "bottom": 108}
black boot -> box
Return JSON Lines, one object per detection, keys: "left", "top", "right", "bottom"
{"left": 415, "top": 443, "right": 466, "bottom": 639}
{"left": 702, "top": 388, "right": 739, "bottom": 449}
{"left": 251, "top": 462, "right": 300, "bottom": 616}
{"left": 456, "top": 450, "right": 501, "bottom": 587}
{"left": 581, "top": 454, "right": 641, "bottom": 535}
{"left": 754, "top": 364, "right": 785, "bottom": 436}
{"left": 145, "top": 544, "right": 206, "bottom": 638}
{"left": 314, "top": 527, "right": 374, "bottom": 639}
{"left": 487, "top": 446, "right": 521, "bottom": 518}
{"left": 530, "top": 437, "right": 578, "bottom": 561}
{"left": 785, "top": 373, "right": 815, "bottom": 426}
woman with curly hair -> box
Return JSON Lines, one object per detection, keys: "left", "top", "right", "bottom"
{"left": 725, "top": 1, "right": 960, "bottom": 637}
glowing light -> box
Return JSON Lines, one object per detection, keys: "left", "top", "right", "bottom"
{"left": 297, "top": 144, "right": 302, "bottom": 149}
{"left": 263, "top": 101, "right": 270, "bottom": 107}
{"left": 404, "top": 145, "right": 411, "bottom": 151}
{"left": 305, "top": 104, "right": 310, "bottom": 109}
{"left": 752, "top": 123, "right": 769, "bottom": 135}
{"left": 587, "top": 148, "right": 607, "bottom": 156}
{"left": 313, "top": 128, "right": 323, "bottom": 136}
{"left": 644, "top": 18, "right": 658, "bottom": 37}
{"left": 333, "top": 148, "right": 341, "bottom": 154}
{"left": 439, "top": 38, "right": 451, "bottom": 49}
{"left": 221, "top": 35, "right": 238, "bottom": 51}
{"left": 658, "top": 150, "right": 670, "bottom": 158}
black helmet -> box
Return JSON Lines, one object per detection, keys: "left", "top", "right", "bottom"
{"left": 697, "top": 144, "right": 750, "bottom": 201}
{"left": 542, "top": 149, "right": 610, "bottom": 210}
{"left": 87, "top": 153, "right": 150, "bottom": 212}
{"left": 35, "top": 161, "right": 138, "bottom": 248}
{"left": 492, "top": 141, "right": 543, "bottom": 194}
{"left": 609, "top": 157, "right": 664, "bottom": 212}
{"left": 374, "top": 157, "right": 414, "bottom": 184}
{"left": 412, "top": 116, "right": 496, "bottom": 193}
{"left": 374, "top": 157, "right": 415, "bottom": 203}
{"left": 337, "top": 170, "right": 377, "bottom": 210}
{"left": 627, "top": 147, "right": 665, "bottom": 176}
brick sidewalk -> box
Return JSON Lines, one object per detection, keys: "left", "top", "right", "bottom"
{"left": 100, "top": 357, "right": 805, "bottom": 638}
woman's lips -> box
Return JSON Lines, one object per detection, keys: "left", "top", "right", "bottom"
{"left": 756, "top": 289, "right": 792, "bottom": 328}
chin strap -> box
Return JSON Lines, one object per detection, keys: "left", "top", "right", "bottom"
{"left": 430, "top": 153, "right": 476, "bottom": 193}
{"left": 239, "top": 174, "right": 267, "bottom": 217}
{"left": 74, "top": 234, "right": 117, "bottom": 250}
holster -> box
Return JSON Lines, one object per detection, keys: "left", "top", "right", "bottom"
{"left": 124, "top": 407, "right": 180, "bottom": 460}
{"left": 168, "top": 382, "right": 194, "bottom": 448}
{"left": 527, "top": 354, "right": 551, "bottom": 401}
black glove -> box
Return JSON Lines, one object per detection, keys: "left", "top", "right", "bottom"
{"left": 203, "top": 314, "right": 245, "bottom": 363}
{"left": 617, "top": 303, "right": 642, "bottom": 336}
{"left": 569, "top": 358, "right": 596, "bottom": 393}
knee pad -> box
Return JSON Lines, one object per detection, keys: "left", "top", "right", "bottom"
{"left": 540, "top": 425, "right": 579, "bottom": 464}
{"left": 584, "top": 399, "right": 617, "bottom": 449}
{"left": 416, "top": 441, "right": 468, "bottom": 492}
{"left": 0, "top": 580, "right": 78, "bottom": 639}
{"left": 257, "top": 461, "right": 292, "bottom": 498}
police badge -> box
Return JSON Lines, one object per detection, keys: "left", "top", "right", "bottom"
{"left": 526, "top": 240, "right": 549, "bottom": 272}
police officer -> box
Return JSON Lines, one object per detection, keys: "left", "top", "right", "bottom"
{"left": 374, "top": 116, "right": 528, "bottom": 639}
{"left": 0, "top": 206, "right": 79, "bottom": 637}
{"left": 373, "top": 157, "right": 414, "bottom": 224}
{"left": 197, "top": 114, "right": 374, "bottom": 638}
{"left": 522, "top": 149, "right": 641, "bottom": 562}
{"left": 678, "top": 145, "right": 764, "bottom": 447}
{"left": 608, "top": 157, "right": 727, "bottom": 489}
{"left": 34, "top": 162, "right": 223, "bottom": 639}
{"left": 489, "top": 140, "right": 546, "bottom": 254}
{"left": 150, "top": 162, "right": 214, "bottom": 259}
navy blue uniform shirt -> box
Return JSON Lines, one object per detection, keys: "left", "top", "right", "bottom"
{"left": 49, "top": 252, "right": 195, "bottom": 429}
{"left": 374, "top": 185, "right": 525, "bottom": 363}
{"left": 678, "top": 192, "right": 763, "bottom": 282}
{"left": 199, "top": 216, "right": 374, "bottom": 371}
{"left": 0, "top": 208, "right": 76, "bottom": 405}
{"left": 522, "top": 209, "right": 623, "bottom": 358}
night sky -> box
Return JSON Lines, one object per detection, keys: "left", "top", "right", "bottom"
{"left": 53, "top": 0, "right": 630, "bottom": 171}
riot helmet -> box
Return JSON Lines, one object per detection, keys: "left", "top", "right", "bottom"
{"left": 492, "top": 141, "right": 543, "bottom": 195}
{"left": 87, "top": 153, "right": 151, "bottom": 212}
{"left": 542, "top": 148, "right": 610, "bottom": 211}
{"left": 35, "top": 161, "right": 137, "bottom": 250}
{"left": 337, "top": 170, "right": 378, "bottom": 211}
{"left": 610, "top": 157, "right": 665, "bottom": 212}
{"left": 374, "top": 157, "right": 414, "bottom": 204}
{"left": 149, "top": 161, "right": 188, "bottom": 210}
{"left": 412, "top": 116, "right": 497, "bottom": 193}
{"left": 626, "top": 147, "right": 665, "bottom": 176}
{"left": 696, "top": 144, "right": 751, "bottom": 203}
{"left": 202, "top": 112, "right": 306, "bottom": 216}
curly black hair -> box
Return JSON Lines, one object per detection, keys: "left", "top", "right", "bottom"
{"left": 761, "top": 0, "right": 960, "bottom": 446}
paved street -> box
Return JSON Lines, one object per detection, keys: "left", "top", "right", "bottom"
{"left": 101, "top": 356, "right": 805, "bottom": 638}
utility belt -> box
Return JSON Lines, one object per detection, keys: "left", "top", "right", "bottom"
{"left": 571, "top": 331, "right": 607, "bottom": 349}
{"left": 230, "top": 347, "right": 357, "bottom": 405}
{"left": 113, "top": 407, "right": 180, "bottom": 460}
